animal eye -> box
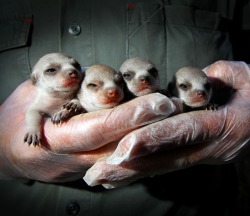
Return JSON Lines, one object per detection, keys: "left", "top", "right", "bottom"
{"left": 46, "top": 68, "right": 56, "bottom": 73}
{"left": 122, "top": 73, "right": 132, "bottom": 79}
{"left": 87, "top": 83, "right": 98, "bottom": 88}
{"left": 148, "top": 67, "right": 158, "bottom": 77}
{"left": 122, "top": 71, "right": 134, "bottom": 81}
{"left": 179, "top": 83, "right": 188, "bottom": 90}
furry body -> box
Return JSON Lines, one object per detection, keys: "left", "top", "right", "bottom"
{"left": 62, "top": 64, "right": 125, "bottom": 116}
{"left": 24, "top": 53, "right": 82, "bottom": 146}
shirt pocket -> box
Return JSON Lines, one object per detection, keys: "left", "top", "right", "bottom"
{"left": 126, "top": 3, "right": 233, "bottom": 87}
{"left": 0, "top": 14, "right": 33, "bottom": 103}
{"left": 126, "top": 2, "right": 167, "bottom": 86}
{"left": 0, "top": 14, "right": 32, "bottom": 52}
{"left": 165, "top": 5, "right": 233, "bottom": 80}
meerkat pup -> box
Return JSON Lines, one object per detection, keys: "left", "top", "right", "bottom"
{"left": 168, "top": 66, "right": 216, "bottom": 111}
{"left": 62, "top": 64, "right": 124, "bottom": 115}
{"left": 76, "top": 64, "right": 125, "bottom": 112}
{"left": 24, "top": 53, "right": 83, "bottom": 146}
{"left": 119, "top": 57, "right": 164, "bottom": 99}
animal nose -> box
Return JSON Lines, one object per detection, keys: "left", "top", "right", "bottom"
{"left": 139, "top": 76, "right": 151, "bottom": 84}
{"left": 108, "top": 89, "right": 119, "bottom": 98}
{"left": 196, "top": 90, "right": 206, "bottom": 98}
{"left": 68, "top": 70, "right": 78, "bottom": 78}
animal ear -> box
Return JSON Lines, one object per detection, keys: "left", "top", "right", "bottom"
{"left": 30, "top": 69, "right": 39, "bottom": 85}
{"left": 30, "top": 72, "right": 38, "bottom": 85}
{"left": 115, "top": 72, "right": 124, "bottom": 83}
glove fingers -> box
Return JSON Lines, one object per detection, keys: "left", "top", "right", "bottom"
{"left": 107, "top": 108, "right": 228, "bottom": 164}
{"left": 204, "top": 61, "right": 250, "bottom": 91}
{"left": 44, "top": 93, "right": 176, "bottom": 153}
{"left": 106, "top": 61, "right": 250, "bottom": 164}
{"left": 84, "top": 142, "right": 209, "bottom": 188}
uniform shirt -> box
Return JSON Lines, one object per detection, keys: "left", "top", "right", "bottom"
{"left": 0, "top": 0, "right": 250, "bottom": 215}
{"left": 2, "top": 0, "right": 248, "bottom": 103}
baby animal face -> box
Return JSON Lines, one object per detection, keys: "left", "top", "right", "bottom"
{"left": 120, "top": 57, "right": 160, "bottom": 96}
{"left": 174, "top": 67, "right": 212, "bottom": 107}
{"left": 31, "top": 53, "right": 82, "bottom": 92}
{"left": 78, "top": 64, "right": 124, "bottom": 111}
{"left": 176, "top": 76, "right": 212, "bottom": 107}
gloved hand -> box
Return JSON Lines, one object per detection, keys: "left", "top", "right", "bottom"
{"left": 83, "top": 60, "right": 250, "bottom": 188}
{"left": 0, "top": 80, "right": 176, "bottom": 182}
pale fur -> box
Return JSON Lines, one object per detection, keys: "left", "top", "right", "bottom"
{"left": 77, "top": 64, "right": 124, "bottom": 112}
{"left": 119, "top": 57, "right": 160, "bottom": 97}
{"left": 168, "top": 67, "right": 213, "bottom": 109}
{"left": 25, "top": 53, "right": 82, "bottom": 146}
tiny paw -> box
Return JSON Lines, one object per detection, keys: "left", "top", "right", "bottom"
{"left": 63, "top": 101, "right": 74, "bottom": 110}
{"left": 51, "top": 110, "right": 67, "bottom": 124}
{"left": 63, "top": 100, "right": 84, "bottom": 112}
{"left": 24, "top": 132, "right": 41, "bottom": 146}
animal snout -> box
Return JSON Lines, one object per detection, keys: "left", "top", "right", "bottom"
{"left": 196, "top": 90, "right": 206, "bottom": 98}
{"left": 107, "top": 88, "right": 119, "bottom": 98}
{"left": 139, "top": 76, "right": 151, "bottom": 84}
{"left": 68, "top": 70, "right": 79, "bottom": 78}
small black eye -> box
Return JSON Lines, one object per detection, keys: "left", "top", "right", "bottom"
{"left": 46, "top": 68, "right": 56, "bottom": 73}
{"left": 179, "top": 83, "right": 188, "bottom": 90}
{"left": 148, "top": 67, "right": 158, "bottom": 77}
{"left": 122, "top": 71, "right": 134, "bottom": 81}
{"left": 87, "top": 83, "right": 97, "bottom": 88}
{"left": 123, "top": 73, "right": 131, "bottom": 79}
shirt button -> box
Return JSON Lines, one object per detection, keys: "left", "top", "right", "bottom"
{"left": 65, "top": 200, "right": 80, "bottom": 215}
{"left": 68, "top": 25, "right": 81, "bottom": 36}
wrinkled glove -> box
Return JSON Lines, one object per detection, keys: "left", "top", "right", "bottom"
{"left": 84, "top": 61, "right": 250, "bottom": 188}
{"left": 0, "top": 81, "right": 176, "bottom": 182}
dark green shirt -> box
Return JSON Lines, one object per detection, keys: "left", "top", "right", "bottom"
{"left": 0, "top": 0, "right": 250, "bottom": 215}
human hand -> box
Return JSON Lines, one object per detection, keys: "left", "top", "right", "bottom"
{"left": 83, "top": 61, "right": 250, "bottom": 188}
{"left": 0, "top": 81, "right": 176, "bottom": 182}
